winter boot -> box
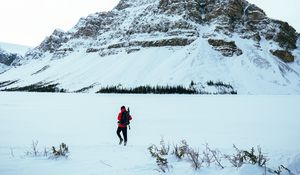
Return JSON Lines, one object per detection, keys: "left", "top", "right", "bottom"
{"left": 124, "top": 141, "right": 127, "bottom": 146}
{"left": 119, "top": 138, "right": 123, "bottom": 145}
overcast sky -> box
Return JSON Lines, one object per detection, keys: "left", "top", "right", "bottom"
{"left": 0, "top": 0, "right": 299, "bottom": 47}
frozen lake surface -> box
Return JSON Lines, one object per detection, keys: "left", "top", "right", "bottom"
{"left": 0, "top": 92, "right": 299, "bottom": 175}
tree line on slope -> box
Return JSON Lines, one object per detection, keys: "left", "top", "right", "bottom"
{"left": 0, "top": 80, "right": 237, "bottom": 94}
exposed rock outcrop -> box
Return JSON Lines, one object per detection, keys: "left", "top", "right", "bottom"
{"left": 271, "top": 50, "right": 294, "bottom": 63}
{"left": 0, "top": 49, "right": 23, "bottom": 66}
{"left": 273, "top": 21, "right": 297, "bottom": 50}
{"left": 38, "top": 29, "right": 71, "bottom": 53}
{"left": 208, "top": 39, "right": 243, "bottom": 57}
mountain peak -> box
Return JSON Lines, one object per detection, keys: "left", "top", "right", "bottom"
{"left": 0, "top": 0, "right": 299, "bottom": 94}
{"left": 31, "top": 0, "right": 297, "bottom": 56}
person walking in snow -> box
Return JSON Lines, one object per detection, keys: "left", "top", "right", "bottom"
{"left": 116, "top": 106, "right": 132, "bottom": 146}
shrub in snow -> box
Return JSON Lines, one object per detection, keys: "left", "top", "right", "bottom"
{"left": 224, "top": 145, "right": 244, "bottom": 167}
{"left": 148, "top": 144, "right": 170, "bottom": 173}
{"left": 148, "top": 138, "right": 171, "bottom": 173}
{"left": 25, "top": 140, "right": 41, "bottom": 157}
{"left": 156, "top": 154, "right": 169, "bottom": 173}
{"left": 159, "top": 138, "right": 170, "bottom": 156}
{"left": 172, "top": 140, "right": 189, "bottom": 159}
{"left": 25, "top": 141, "right": 69, "bottom": 159}
{"left": 149, "top": 140, "right": 297, "bottom": 174}
{"left": 25, "top": 140, "right": 50, "bottom": 157}
{"left": 150, "top": 140, "right": 225, "bottom": 171}
{"left": 202, "top": 143, "right": 224, "bottom": 169}
{"left": 51, "top": 143, "right": 69, "bottom": 159}
{"left": 172, "top": 141, "right": 224, "bottom": 170}
{"left": 187, "top": 147, "right": 203, "bottom": 170}
{"left": 224, "top": 145, "right": 268, "bottom": 168}
{"left": 148, "top": 138, "right": 170, "bottom": 156}
{"left": 43, "top": 147, "right": 50, "bottom": 157}
{"left": 148, "top": 144, "right": 159, "bottom": 158}
{"left": 274, "top": 165, "right": 293, "bottom": 175}
{"left": 244, "top": 146, "right": 267, "bottom": 167}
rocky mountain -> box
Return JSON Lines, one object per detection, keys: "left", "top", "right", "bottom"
{"left": 0, "top": 49, "right": 20, "bottom": 66}
{"left": 0, "top": 42, "right": 30, "bottom": 73}
{"left": 0, "top": 0, "right": 299, "bottom": 94}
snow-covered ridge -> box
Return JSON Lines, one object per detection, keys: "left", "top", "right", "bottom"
{"left": 0, "top": 42, "right": 31, "bottom": 56}
{"left": 0, "top": 0, "right": 299, "bottom": 94}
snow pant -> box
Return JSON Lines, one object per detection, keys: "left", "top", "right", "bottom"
{"left": 116, "top": 127, "right": 128, "bottom": 142}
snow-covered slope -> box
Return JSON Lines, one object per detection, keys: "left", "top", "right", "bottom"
{"left": 0, "top": 0, "right": 299, "bottom": 94}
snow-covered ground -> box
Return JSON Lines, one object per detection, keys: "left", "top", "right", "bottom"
{"left": 0, "top": 92, "right": 299, "bottom": 175}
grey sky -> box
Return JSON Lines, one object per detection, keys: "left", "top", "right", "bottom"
{"left": 0, "top": 0, "right": 298, "bottom": 46}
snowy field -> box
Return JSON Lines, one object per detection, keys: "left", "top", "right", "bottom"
{"left": 0, "top": 92, "right": 299, "bottom": 175}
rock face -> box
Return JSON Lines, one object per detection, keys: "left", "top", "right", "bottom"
{"left": 0, "top": 48, "right": 23, "bottom": 66}
{"left": 24, "top": 0, "right": 297, "bottom": 61}
{"left": 0, "top": 52, "right": 19, "bottom": 66}
{"left": 273, "top": 21, "right": 297, "bottom": 50}
{"left": 208, "top": 39, "right": 243, "bottom": 57}
{"left": 159, "top": 0, "right": 202, "bottom": 22}
{"left": 271, "top": 50, "right": 294, "bottom": 63}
